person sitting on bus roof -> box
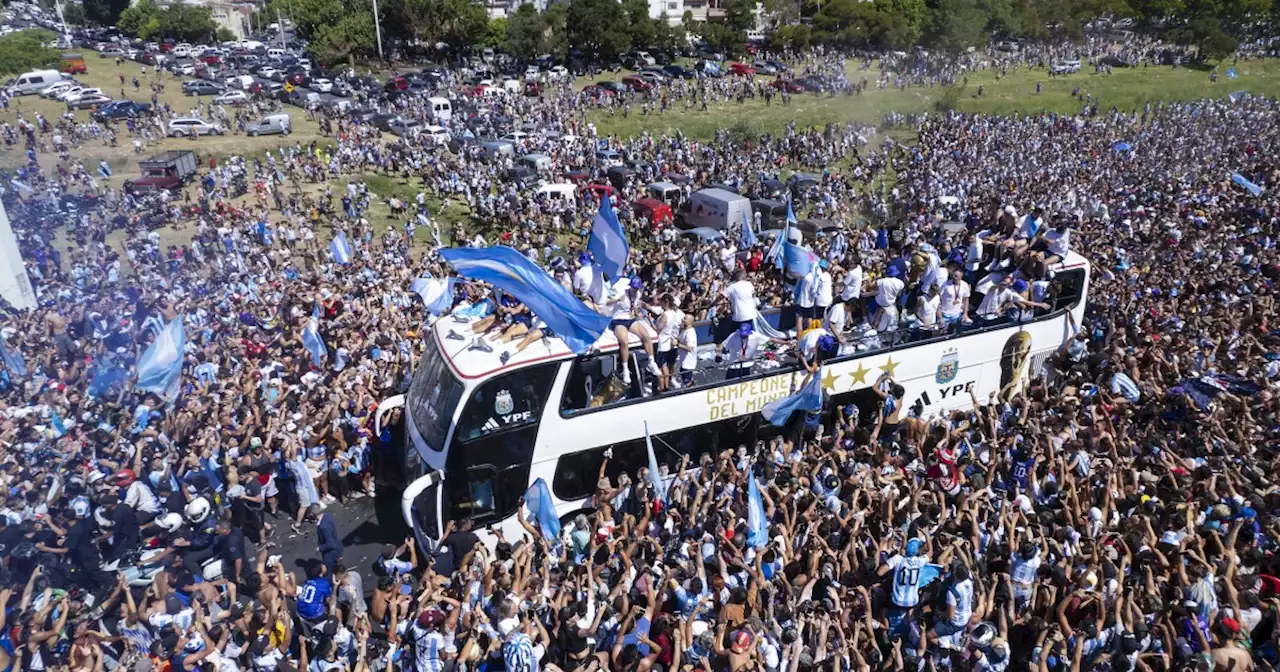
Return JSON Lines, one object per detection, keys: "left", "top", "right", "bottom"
{"left": 797, "top": 319, "right": 837, "bottom": 373}
{"left": 593, "top": 275, "right": 662, "bottom": 386}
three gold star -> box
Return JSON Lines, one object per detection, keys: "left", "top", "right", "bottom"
{"left": 822, "top": 368, "right": 840, "bottom": 392}
{"left": 879, "top": 357, "right": 900, "bottom": 378}
{"left": 849, "top": 362, "right": 872, "bottom": 385}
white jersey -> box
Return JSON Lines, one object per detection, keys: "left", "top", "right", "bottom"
{"left": 888, "top": 555, "right": 928, "bottom": 607}
{"left": 947, "top": 578, "right": 974, "bottom": 627}
{"left": 1011, "top": 552, "right": 1041, "bottom": 585}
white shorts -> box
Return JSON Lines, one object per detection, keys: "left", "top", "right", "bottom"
{"left": 263, "top": 474, "right": 278, "bottom": 498}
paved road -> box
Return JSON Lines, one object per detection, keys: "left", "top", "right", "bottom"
{"left": 270, "top": 488, "right": 410, "bottom": 577}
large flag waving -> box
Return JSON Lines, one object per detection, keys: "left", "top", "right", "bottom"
{"left": 747, "top": 471, "right": 768, "bottom": 549}
{"left": 761, "top": 369, "right": 825, "bottom": 427}
{"left": 587, "top": 195, "right": 629, "bottom": 278}
{"left": 441, "top": 246, "right": 610, "bottom": 353}
{"left": 136, "top": 316, "right": 186, "bottom": 401}
{"left": 410, "top": 276, "right": 458, "bottom": 316}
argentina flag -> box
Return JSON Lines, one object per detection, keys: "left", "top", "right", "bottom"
{"left": 441, "top": 246, "right": 610, "bottom": 353}
{"left": 761, "top": 368, "right": 825, "bottom": 427}
{"left": 136, "top": 316, "right": 186, "bottom": 401}
{"left": 302, "top": 311, "right": 327, "bottom": 366}
{"left": 0, "top": 337, "right": 25, "bottom": 377}
{"left": 747, "top": 472, "right": 768, "bottom": 548}
{"left": 410, "top": 276, "right": 458, "bottom": 316}
{"left": 329, "top": 232, "right": 353, "bottom": 264}
{"left": 587, "top": 195, "right": 629, "bottom": 279}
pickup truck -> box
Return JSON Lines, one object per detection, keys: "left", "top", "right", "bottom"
{"left": 125, "top": 150, "right": 197, "bottom": 194}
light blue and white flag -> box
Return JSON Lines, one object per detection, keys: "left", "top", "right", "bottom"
{"left": 588, "top": 195, "right": 629, "bottom": 279}
{"left": 523, "top": 478, "right": 561, "bottom": 542}
{"left": 761, "top": 369, "right": 825, "bottom": 427}
{"left": 136, "top": 316, "right": 186, "bottom": 401}
{"left": 410, "top": 276, "right": 457, "bottom": 316}
{"left": 645, "top": 422, "right": 667, "bottom": 506}
{"left": 747, "top": 472, "right": 768, "bottom": 549}
{"left": 0, "top": 338, "right": 25, "bottom": 378}
{"left": 329, "top": 232, "right": 353, "bottom": 265}
{"left": 302, "top": 312, "right": 327, "bottom": 367}
{"left": 1232, "top": 172, "right": 1264, "bottom": 196}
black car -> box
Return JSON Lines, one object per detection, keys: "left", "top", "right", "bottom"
{"left": 662, "top": 64, "right": 694, "bottom": 79}
{"left": 182, "top": 80, "right": 221, "bottom": 96}
{"left": 597, "top": 80, "right": 626, "bottom": 94}
{"left": 92, "top": 100, "right": 152, "bottom": 120}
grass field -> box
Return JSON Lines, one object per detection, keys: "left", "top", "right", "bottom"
{"left": 587, "top": 59, "right": 1280, "bottom": 139}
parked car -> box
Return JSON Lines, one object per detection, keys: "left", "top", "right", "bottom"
{"left": 98, "top": 47, "right": 123, "bottom": 58}
{"left": 61, "top": 87, "right": 103, "bottom": 102}
{"left": 39, "top": 80, "right": 78, "bottom": 99}
{"left": 728, "top": 62, "right": 756, "bottom": 76}
{"left": 182, "top": 80, "right": 221, "bottom": 96}
{"left": 422, "top": 124, "right": 450, "bottom": 145}
{"left": 388, "top": 117, "right": 423, "bottom": 137}
{"left": 769, "top": 79, "right": 805, "bottom": 93}
{"left": 213, "top": 90, "right": 249, "bottom": 105}
{"left": 246, "top": 113, "right": 291, "bottom": 136}
{"left": 67, "top": 93, "right": 111, "bottom": 109}
{"left": 92, "top": 100, "right": 152, "bottom": 120}
{"left": 621, "top": 75, "right": 651, "bottom": 92}
{"left": 662, "top": 64, "right": 694, "bottom": 79}
{"left": 311, "top": 77, "right": 333, "bottom": 92}
{"left": 582, "top": 83, "right": 618, "bottom": 98}
{"left": 167, "top": 118, "right": 224, "bottom": 137}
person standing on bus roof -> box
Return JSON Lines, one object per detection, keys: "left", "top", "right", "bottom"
{"left": 865, "top": 265, "right": 905, "bottom": 336}
{"left": 722, "top": 269, "right": 758, "bottom": 332}
{"left": 675, "top": 313, "right": 698, "bottom": 388}
{"left": 718, "top": 323, "right": 783, "bottom": 380}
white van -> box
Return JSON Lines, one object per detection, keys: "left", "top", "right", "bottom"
{"left": 536, "top": 183, "right": 576, "bottom": 202}
{"left": 267, "top": 48, "right": 286, "bottom": 59}
{"left": 226, "top": 74, "right": 255, "bottom": 90}
{"left": 427, "top": 96, "right": 451, "bottom": 123}
{"left": 9, "top": 69, "right": 65, "bottom": 96}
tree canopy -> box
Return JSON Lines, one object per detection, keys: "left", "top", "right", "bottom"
{"left": 117, "top": 0, "right": 219, "bottom": 43}
{"left": 0, "top": 29, "right": 61, "bottom": 76}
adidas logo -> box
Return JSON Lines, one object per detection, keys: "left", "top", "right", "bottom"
{"left": 481, "top": 418, "right": 500, "bottom": 431}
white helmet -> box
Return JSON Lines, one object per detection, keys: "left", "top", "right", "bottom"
{"left": 71, "top": 496, "right": 91, "bottom": 519}
{"left": 157, "top": 512, "right": 185, "bottom": 533}
{"left": 184, "top": 497, "right": 211, "bottom": 524}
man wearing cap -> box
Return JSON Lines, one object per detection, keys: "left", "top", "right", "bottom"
{"left": 878, "top": 538, "right": 930, "bottom": 637}
{"left": 407, "top": 608, "right": 455, "bottom": 672}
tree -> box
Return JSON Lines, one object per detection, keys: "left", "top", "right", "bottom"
{"left": 403, "top": 0, "right": 487, "bottom": 52}
{"left": 622, "top": 0, "right": 656, "bottom": 47}
{"left": 922, "top": 0, "right": 989, "bottom": 51}
{"left": 0, "top": 29, "right": 61, "bottom": 76}
{"left": 542, "top": 3, "right": 569, "bottom": 56}
{"left": 82, "top": 0, "right": 131, "bottom": 26}
{"left": 117, "top": 0, "right": 163, "bottom": 40}
{"left": 566, "top": 0, "right": 630, "bottom": 57}
{"left": 310, "top": 11, "right": 377, "bottom": 63}
{"left": 722, "top": 0, "right": 756, "bottom": 33}
{"left": 62, "top": 2, "right": 86, "bottom": 25}
{"left": 505, "top": 3, "right": 543, "bottom": 59}
{"left": 484, "top": 17, "right": 508, "bottom": 48}
{"left": 216, "top": 26, "right": 236, "bottom": 42}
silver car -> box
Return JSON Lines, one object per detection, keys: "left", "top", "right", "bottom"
{"left": 246, "top": 114, "right": 291, "bottom": 137}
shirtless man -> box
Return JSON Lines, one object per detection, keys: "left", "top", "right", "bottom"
{"left": 45, "top": 304, "right": 76, "bottom": 361}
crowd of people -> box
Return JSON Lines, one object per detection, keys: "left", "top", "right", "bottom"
{"left": 0, "top": 40, "right": 1276, "bottom": 672}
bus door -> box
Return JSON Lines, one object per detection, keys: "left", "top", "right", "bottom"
{"left": 403, "top": 471, "right": 444, "bottom": 556}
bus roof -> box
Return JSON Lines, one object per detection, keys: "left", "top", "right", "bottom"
{"left": 433, "top": 250, "right": 1090, "bottom": 382}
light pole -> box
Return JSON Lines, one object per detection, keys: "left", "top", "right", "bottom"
{"left": 372, "top": 0, "right": 383, "bottom": 59}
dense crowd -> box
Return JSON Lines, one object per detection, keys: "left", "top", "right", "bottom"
{"left": 0, "top": 43, "right": 1276, "bottom": 672}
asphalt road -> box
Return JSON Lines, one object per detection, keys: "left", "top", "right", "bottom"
{"left": 271, "top": 488, "right": 410, "bottom": 576}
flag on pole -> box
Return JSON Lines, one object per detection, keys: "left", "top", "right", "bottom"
{"left": 523, "top": 478, "right": 561, "bottom": 542}
{"left": 739, "top": 210, "right": 757, "bottom": 248}
{"left": 761, "top": 369, "right": 825, "bottom": 427}
{"left": 645, "top": 421, "right": 667, "bottom": 507}
{"left": 766, "top": 227, "right": 787, "bottom": 269}
{"left": 747, "top": 472, "right": 768, "bottom": 549}
{"left": 784, "top": 242, "right": 816, "bottom": 277}
{"left": 587, "top": 195, "right": 629, "bottom": 279}
{"left": 329, "top": 232, "right": 353, "bottom": 264}
{"left": 441, "top": 246, "right": 611, "bottom": 353}
{"left": 136, "top": 316, "right": 186, "bottom": 401}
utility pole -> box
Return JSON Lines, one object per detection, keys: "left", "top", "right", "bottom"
{"left": 371, "top": 0, "right": 383, "bottom": 60}
{"left": 276, "top": 7, "right": 285, "bottom": 47}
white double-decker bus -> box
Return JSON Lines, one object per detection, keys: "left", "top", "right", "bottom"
{"left": 377, "top": 252, "right": 1090, "bottom": 553}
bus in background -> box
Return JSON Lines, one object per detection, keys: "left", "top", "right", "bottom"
{"left": 383, "top": 253, "right": 1091, "bottom": 558}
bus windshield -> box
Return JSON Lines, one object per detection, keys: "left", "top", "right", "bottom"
{"left": 406, "top": 335, "right": 464, "bottom": 453}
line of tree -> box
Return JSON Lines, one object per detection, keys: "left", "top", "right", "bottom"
{"left": 78, "top": 0, "right": 1275, "bottom": 64}
{"left": 117, "top": 0, "right": 235, "bottom": 44}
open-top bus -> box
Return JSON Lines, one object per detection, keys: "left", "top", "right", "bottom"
{"left": 376, "top": 252, "right": 1090, "bottom": 556}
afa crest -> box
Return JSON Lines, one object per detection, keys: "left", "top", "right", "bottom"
{"left": 936, "top": 348, "right": 960, "bottom": 385}
{"left": 494, "top": 390, "right": 514, "bottom": 416}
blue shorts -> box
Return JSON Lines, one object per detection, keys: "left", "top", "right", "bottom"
{"left": 609, "top": 318, "right": 635, "bottom": 331}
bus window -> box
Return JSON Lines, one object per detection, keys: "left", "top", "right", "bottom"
{"left": 406, "top": 337, "right": 464, "bottom": 452}
{"left": 1052, "top": 268, "right": 1086, "bottom": 312}
{"left": 455, "top": 363, "right": 558, "bottom": 442}
{"left": 561, "top": 354, "right": 650, "bottom": 413}
{"left": 553, "top": 437, "right": 647, "bottom": 502}
{"left": 445, "top": 463, "right": 530, "bottom": 526}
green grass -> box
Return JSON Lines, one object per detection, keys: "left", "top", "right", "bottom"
{"left": 589, "top": 59, "right": 1280, "bottom": 139}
